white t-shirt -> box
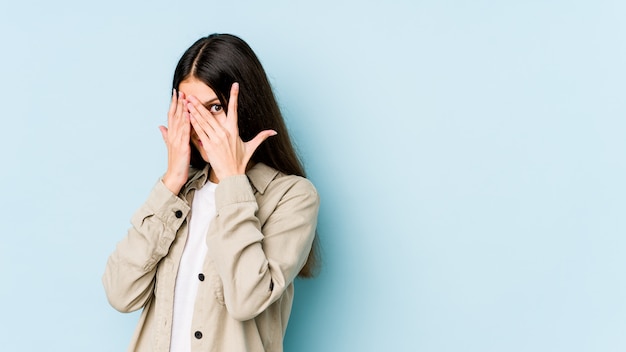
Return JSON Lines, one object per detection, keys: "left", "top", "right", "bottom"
{"left": 170, "top": 181, "right": 218, "bottom": 352}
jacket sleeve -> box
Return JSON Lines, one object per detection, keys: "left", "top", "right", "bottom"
{"left": 102, "top": 180, "right": 190, "bottom": 313}
{"left": 208, "top": 174, "right": 320, "bottom": 321}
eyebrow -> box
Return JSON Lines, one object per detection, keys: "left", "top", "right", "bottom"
{"left": 202, "top": 98, "right": 221, "bottom": 108}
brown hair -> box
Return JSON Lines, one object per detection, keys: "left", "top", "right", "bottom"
{"left": 172, "top": 33, "right": 319, "bottom": 278}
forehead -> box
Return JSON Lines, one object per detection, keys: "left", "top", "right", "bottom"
{"left": 179, "top": 78, "right": 218, "bottom": 101}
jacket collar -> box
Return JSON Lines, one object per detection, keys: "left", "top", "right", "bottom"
{"left": 246, "top": 163, "right": 280, "bottom": 195}
{"left": 186, "top": 162, "right": 279, "bottom": 195}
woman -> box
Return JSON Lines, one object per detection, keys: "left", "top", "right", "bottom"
{"left": 103, "top": 33, "right": 320, "bottom": 352}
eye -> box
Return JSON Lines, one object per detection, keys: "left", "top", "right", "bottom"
{"left": 209, "top": 104, "right": 223, "bottom": 113}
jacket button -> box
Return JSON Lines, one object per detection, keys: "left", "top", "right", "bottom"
{"left": 198, "top": 273, "right": 205, "bottom": 281}
{"left": 175, "top": 210, "right": 183, "bottom": 218}
{"left": 194, "top": 331, "right": 203, "bottom": 339}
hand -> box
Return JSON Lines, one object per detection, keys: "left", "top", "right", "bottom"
{"left": 187, "top": 83, "right": 277, "bottom": 181}
{"left": 159, "top": 89, "right": 191, "bottom": 195}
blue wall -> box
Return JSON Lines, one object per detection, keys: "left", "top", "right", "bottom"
{"left": 1, "top": 1, "right": 625, "bottom": 351}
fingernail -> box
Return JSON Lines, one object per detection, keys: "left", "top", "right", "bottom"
{"left": 172, "top": 88, "right": 176, "bottom": 97}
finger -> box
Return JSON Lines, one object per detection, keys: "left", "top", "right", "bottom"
{"left": 190, "top": 114, "right": 212, "bottom": 147}
{"left": 189, "top": 112, "right": 215, "bottom": 143}
{"left": 158, "top": 125, "right": 168, "bottom": 144}
{"left": 174, "top": 111, "right": 190, "bottom": 147}
{"left": 167, "top": 89, "right": 178, "bottom": 129}
{"left": 187, "top": 97, "right": 219, "bottom": 137}
{"left": 172, "top": 91, "right": 188, "bottom": 139}
{"left": 245, "top": 129, "right": 277, "bottom": 158}
{"left": 182, "top": 110, "right": 191, "bottom": 130}
{"left": 168, "top": 89, "right": 177, "bottom": 118}
{"left": 187, "top": 95, "right": 220, "bottom": 129}
{"left": 175, "top": 90, "right": 186, "bottom": 120}
{"left": 227, "top": 83, "right": 239, "bottom": 129}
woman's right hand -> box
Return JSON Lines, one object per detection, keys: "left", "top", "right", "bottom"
{"left": 159, "top": 89, "right": 191, "bottom": 195}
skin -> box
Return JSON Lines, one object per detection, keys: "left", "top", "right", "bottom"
{"left": 159, "top": 78, "right": 277, "bottom": 194}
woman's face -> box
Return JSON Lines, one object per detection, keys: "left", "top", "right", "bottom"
{"left": 179, "top": 77, "right": 228, "bottom": 163}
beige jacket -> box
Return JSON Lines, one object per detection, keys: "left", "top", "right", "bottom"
{"left": 102, "top": 163, "right": 319, "bottom": 352}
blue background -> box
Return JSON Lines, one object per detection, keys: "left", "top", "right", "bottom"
{"left": 1, "top": 1, "right": 625, "bottom": 351}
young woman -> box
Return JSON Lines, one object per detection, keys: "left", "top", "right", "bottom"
{"left": 103, "top": 33, "right": 320, "bottom": 352}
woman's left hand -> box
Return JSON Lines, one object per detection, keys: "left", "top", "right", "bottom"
{"left": 187, "top": 83, "right": 277, "bottom": 181}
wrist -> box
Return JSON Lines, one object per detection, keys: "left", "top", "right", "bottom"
{"left": 162, "top": 173, "right": 186, "bottom": 195}
{"left": 210, "top": 168, "right": 245, "bottom": 184}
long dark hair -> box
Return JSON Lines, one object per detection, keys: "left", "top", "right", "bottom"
{"left": 172, "top": 33, "right": 319, "bottom": 278}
